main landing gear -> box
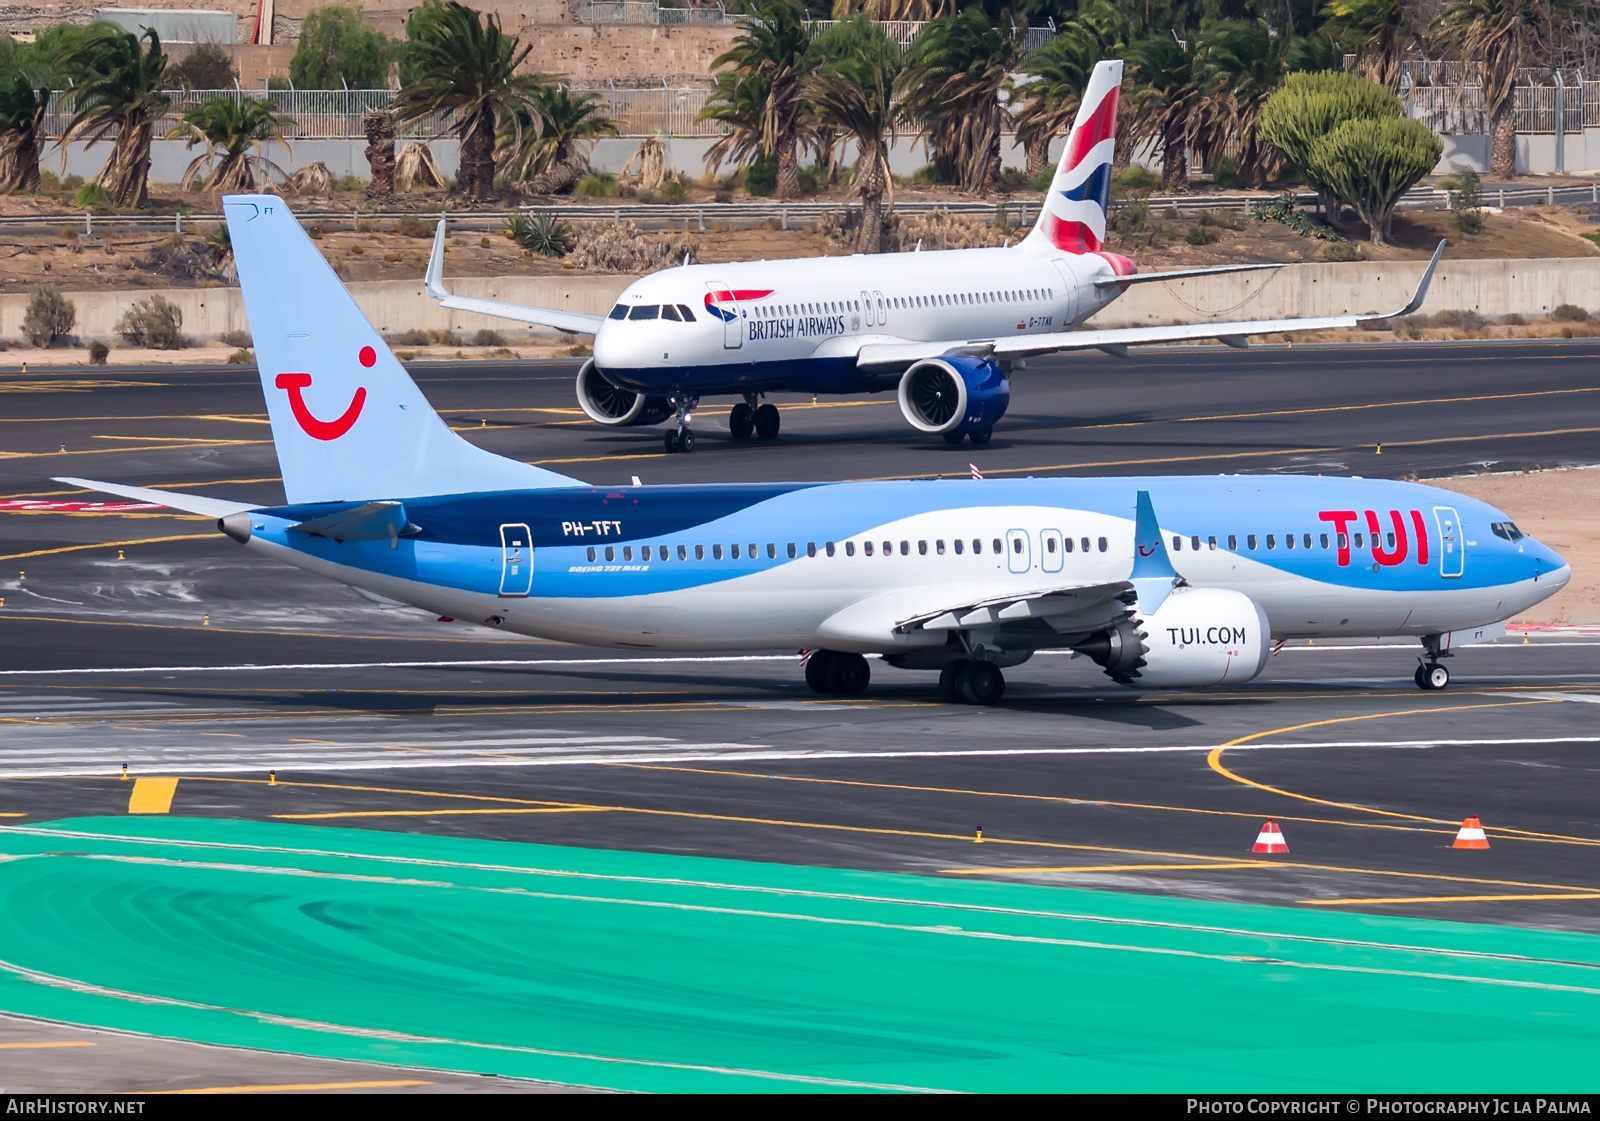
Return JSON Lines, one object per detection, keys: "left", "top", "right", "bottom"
{"left": 729, "top": 396, "right": 780, "bottom": 442}
{"left": 942, "top": 427, "right": 993, "bottom": 446}
{"left": 804, "top": 650, "right": 870, "bottom": 695}
{"left": 939, "top": 659, "right": 1006, "bottom": 705}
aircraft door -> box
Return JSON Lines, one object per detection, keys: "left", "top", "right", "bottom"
{"left": 860, "top": 290, "right": 875, "bottom": 327}
{"left": 499, "top": 523, "right": 533, "bottom": 597}
{"left": 1040, "top": 529, "right": 1064, "bottom": 573}
{"left": 874, "top": 290, "right": 887, "bottom": 329}
{"left": 1049, "top": 260, "right": 1082, "bottom": 325}
{"left": 1433, "top": 506, "right": 1464, "bottom": 577}
{"left": 707, "top": 282, "right": 742, "bottom": 349}
{"left": 1006, "top": 529, "right": 1032, "bottom": 574}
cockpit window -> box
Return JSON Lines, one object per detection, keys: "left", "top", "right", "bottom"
{"left": 677, "top": 304, "right": 697, "bottom": 322}
{"left": 628, "top": 304, "right": 659, "bottom": 321}
{"left": 661, "top": 304, "right": 682, "bottom": 322}
{"left": 1491, "top": 521, "right": 1524, "bottom": 542}
{"left": 608, "top": 304, "right": 628, "bottom": 320}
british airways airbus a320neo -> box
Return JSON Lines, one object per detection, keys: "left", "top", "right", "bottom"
{"left": 424, "top": 59, "right": 1443, "bottom": 453}
{"left": 59, "top": 193, "right": 1567, "bottom": 704}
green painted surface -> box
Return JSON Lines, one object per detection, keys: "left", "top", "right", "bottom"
{"left": 0, "top": 816, "right": 1598, "bottom": 1092}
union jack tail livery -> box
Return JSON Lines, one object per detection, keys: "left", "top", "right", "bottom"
{"left": 1023, "top": 58, "right": 1125, "bottom": 267}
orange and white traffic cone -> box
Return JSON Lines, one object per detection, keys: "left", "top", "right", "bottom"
{"left": 1252, "top": 820, "right": 1289, "bottom": 853}
{"left": 1452, "top": 815, "right": 1490, "bottom": 849}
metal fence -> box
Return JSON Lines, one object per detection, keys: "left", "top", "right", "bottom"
{"left": 1404, "top": 85, "right": 1487, "bottom": 136}
{"left": 801, "top": 18, "right": 1054, "bottom": 54}
{"left": 1514, "top": 82, "right": 1600, "bottom": 133}
{"left": 578, "top": 2, "right": 731, "bottom": 24}
{"left": 570, "top": 85, "right": 718, "bottom": 137}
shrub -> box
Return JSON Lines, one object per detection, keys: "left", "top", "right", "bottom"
{"left": 307, "top": 226, "right": 323, "bottom": 240}
{"left": 1185, "top": 225, "right": 1219, "bottom": 246}
{"left": 912, "top": 164, "right": 945, "bottom": 186}
{"left": 1210, "top": 155, "right": 1243, "bottom": 190}
{"left": 388, "top": 328, "right": 429, "bottom": 346}
{"left": 1029, "top": 168, "right": 1054, "bottom": 192}
{"left": 383, "top": 251, "right": 400, "bottom": 262}
{"left": 574, "top": 172, "right": 619, "bottom": 198}
{"left": 73, "top": 183, "right": 113, "bottom": 211}
{"left": 1430, "top": 308, "right": 1486, "bottom": 330}
{"left": 1501, "top": 313, "right": 1526, "bottom": 326}
{"left": 349, "top": 242, "right": 364, "bottom": 255}
{"left": 1449, "top": 167, "right": 1485, "bottom": 235}
{"left": 59, "top": 225, "right": 78, "bottom": 240}
{"left": 225, "top": 348, "right": 254, "bottom": 364}
{"left": 1109, "top": 198, "right": 1149, "bottom": 235}
{"left": 713, "top": 186, "right": 733, "bottom": 203}
{"left": 1111, "top": 165, "right": 1158, "bottom": 194}
{"left": 794, "top": 167, "right": 817, "bottom": 195}
{"left": 659, "top": 178, "right": 689, "bottom": 202}
{"left": 219, "top": 329, "right": 253, "bottom": 349}
{"left": 1322, "top": 241, "right": 1364, "bottom": 261}
{"left": 426, "top": 328, "right": 454, "bottom": 346}
{"left": 22, "top": 285, "right": 75, "bottom": 348}
{"left": 335, "top": 174, "right": 366, "bottom": 192}
{"left": 116, "top": 295, "right": 184, "bottom": 349}
{"left": 290, "top": 5, "right": 394, "bottom": 90}
{"left": 744, "top": 153, "right": 777, "bottom": 197}
{"left": 1551, "top": 304, "right": 1590, "bottom": 322}
{"left": 354, "top": 219, "right": 373, "bottom": 233}
{"left": 506, "top": 211, "right": 574, "bottom": 257}
{"left": 38, "top": 170, "right": 60, "bottom": 191}
{"left": 478, "top": 236, "right": 492, "bottom": 248}
{"left": 1195, "top": 209, "right": 1243, "bottom": 231}
{"left": 472, "top": 328, "right": 506, "bottom": 347}
{"left": 62, "top": 174, "right": 84, "bottom": 191}
{"left": 87, "top": 340, "right": 109, "bottom": 365}
{"left": 394, "top": 216, "right": 430, "bottom": 238}
{"left": 998, "top": 167, "right": 1032, "bottom": 192}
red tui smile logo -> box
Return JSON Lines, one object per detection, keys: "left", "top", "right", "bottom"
{"left": 274, "top": 348, "right": 372, "bottom": 440}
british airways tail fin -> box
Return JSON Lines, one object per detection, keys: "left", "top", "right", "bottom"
{"left": 224, "top": 195, "right": 581, "bottom": 504}
{"left": 1023, "top": 58, "right": 1122, "bottom": 256}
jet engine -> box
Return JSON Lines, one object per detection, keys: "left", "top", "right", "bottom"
{"left": 1077, "top": 587, "right": 1271, "bottom": 688}
{"left": 897, "top": 356, "right": 1010, "bottom": 439}
{"left": 575, "top": 359, "right": 673, "bottom": 427}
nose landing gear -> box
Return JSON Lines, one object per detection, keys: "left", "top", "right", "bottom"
{"left": 1415, "top": 634, "right": 1452, "bottom": 689}
{"left": 663, "top": 394, "right": 697, "bottom": 453}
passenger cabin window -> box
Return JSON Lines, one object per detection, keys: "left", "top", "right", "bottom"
{"left": 954, "top": 539, "right": 964, "bottom": 554}
{"left": 628, "top": 305, "right": 659, "bottom": 320}
{"left": 1247, "top": 534, "right": 1257, "bottom": 549}
{"left": 712, "top": 544, "right": 723, "bottom": 559}
{"left": 1064, "top": 537, "right": 1074, "bottom": 552}
{"left": 608, "top": 304, "right": 628, "bottom": 320}
{"left": 845, "top": 541, "right": 855, "bottom": 556}
{"left": 1097, "top": 537, "right": 1107, "bottom": 552}
{"left": 623, "top": 546, "right": 633, "bottom": 561}
{"left": 1228, "top": 535, "right": 1238, "bottom": 550}
{"left": 587, "top": 547, "right": 596, "bottom": 562}
{"left": 936, "top": 540, "right": 946, "bottom": 554}
{"left": 992, "top": 538, "right": 1002, "bottom": 554}
{"left": 1355, "top": 533, "right": 1364, "bottom": 548}
{"left": 1172, "top": 536, "right": 1181, "bottom": 551}
{"left": 1207, "top": 536, "right": 1216, "bottom": 550}
{"left": 1320, "top": 533, "right": 1330, "bottom": 548}
{"left": 917, "top": 540, "right": 927, "bottom": 556}
{"left": 864, "top": 541, "right": 873, "bottom": 556}
{"left": 1337, "top": 533, "right": 1347, "bottom": 550}
{"left": 789, "top": 543, "right": 799, "bottom": 558}
{"left": 1267, "top": 535, "right": 1277, "bottom": 549}
{"left": 695, "top": 544, "right": 704, "bottom": 559}
{"left": 766, "top": 543, "right": 776, "bottom": 559}
{"left": 806, "top": 542, "right": 816, "bottom": 557}
{"left": 1285, "top": 534, "right": 1294, "bottom": 549}
{"left": 605, "top": 546, "right": 615, "bottom": 561}
{"left": 826, "top": 542, "right": 836, "bottom": 556}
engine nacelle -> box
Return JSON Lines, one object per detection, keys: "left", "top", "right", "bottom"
{"left": 897, "top": 356, "right": 1010, "bottom": 437}
{"left": 1077, "top": 587, "right": 1271, "bottom": 688}
{"left": 575, "top": 359, "right": 673, "bottom": 427}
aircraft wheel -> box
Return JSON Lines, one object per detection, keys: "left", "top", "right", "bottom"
{"left": 969, "top": 426, "right": 993, "bottom": 446}
{"left": 939, "top": 659, "right": 970, "bottom": 702}
{"left": 678, "top": 428, "right": 695, "bottom": 453}
{"left": 942, "top": 431, "right": 966, "bottom": 446}
{"left": 958, "top": 662, "right": 1005, "bottom": 706}
{"left": 729, "top": 403, "right": 754, "bottom": 439}
{"left": 804, "top": 651, "right": 834, "bottom": 694}
{"left": 754, "top": 403, "right": 781, "bottom": 439}
{"left": 663, "top": 429, "right": 680, "bottom": 454}
{"left": 1417, "top": 662, "right": 1449, "bottom": 690}
{"left": 827, "top": 652, "right": 870, "bottom": 695}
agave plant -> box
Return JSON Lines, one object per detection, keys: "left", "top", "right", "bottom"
{"left": 506, "top": 210, "right": 574, "bottom": 257}
{"left": 170, "top": 95, "right": 295, "bottom": 192}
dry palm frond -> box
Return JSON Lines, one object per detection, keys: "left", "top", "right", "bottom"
{"left": 619, "top": 134, "right": 672, "bottom": 190}
{"left": 286, "top": 160, "right": 334, "bottom": 195}
{"left": 396, "top": 143, "right": 447, "bottom": 191}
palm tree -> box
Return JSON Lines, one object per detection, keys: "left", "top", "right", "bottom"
{"left": 58, "top": 25, "right": 171, "bottom": 208}
{"left": 806, "top": 16, "right": 902, "bottom": 252}
{"left": 0, "top": 77, "right": 49, "bottom": 194}
{"left": 500, "top": 86, "right": 617, "bottom": 194}
{"left": 1125, "top": 31, "right": 1202, "bottom": 194}
{"left": 394, "top": 0, "right": 547, "bottom": 201}
{"left": 700, "top": 70, "right": 771, "bottom": 177}
{"left": 1191, "top": 19, "right": 1294, "bottom": 189}
{"left": 1011, "top": 26, "right": 1103, "bottom": 178}
{"left": 169, "top": 96, "right": 296, "bottom": 192}
{"left": 1437, "top": 0, "right": 1566, "bottom": 178}
{"left": 900, "top": 8, "right": 1020, "bottom": 195}
{"left": 1321, "top": 0, "right": 1414, "bottom": 93}
{"left": 829, "top": 0, "right": 957, "bottom": 19}
{"left": 704, "top": 0, "right": 815, "bottom": 199}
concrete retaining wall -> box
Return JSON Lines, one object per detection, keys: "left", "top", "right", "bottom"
{"left": 4, "top": 257, "right": 1596, "bottom": 345}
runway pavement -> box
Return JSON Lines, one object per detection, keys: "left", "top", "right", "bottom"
{"left": 2, "top": 338, "right": 1599, "bottom": 1092}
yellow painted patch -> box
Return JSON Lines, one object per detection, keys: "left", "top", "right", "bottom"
{"left": 0, "top": 1041, "right": 95, "bottom": 1049}
{"left": 128, "top": 777, "right": 178, "bottom": 814}
{"left": 157, "top": 1080, "right": 432, "bottom": 1094}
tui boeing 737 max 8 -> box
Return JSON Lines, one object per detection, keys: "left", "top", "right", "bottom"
{"left": 60, "top": 195, "right": 1564, "bottom": 703}
{"left": 423, "top": 59, "right": 1443, "bottom": 453}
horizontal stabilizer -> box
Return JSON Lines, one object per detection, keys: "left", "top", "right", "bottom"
{"left": 425, "top": 219, "right": 605, "bottom": 335}
{"left": 54, "top": 477, "right": 257, "bottom": 518}
{"left": 1093, "top": 262, "right": 1286, "bottom": 290}
{"left": 289, "top": 500, "right": 414, "bottom": 541}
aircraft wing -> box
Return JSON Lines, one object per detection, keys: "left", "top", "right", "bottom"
{"left": 857, "top": 240, "right": 1444, "bottom": 371}
{"left": 1091, "top": 261, "right": 1287, "bottom": 290}
{"left": 894, "top": 580, "right": 1134, "bottom": 636}
{"left": 424, "top": 219, "right": 606, "bottom": 336}
{"left": 55, "top": 477, "right": 259, "bottom": 518}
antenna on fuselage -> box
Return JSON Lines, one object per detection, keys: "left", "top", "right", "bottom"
{"left": 915, "top": 239, "right": 922, "bottom": 252}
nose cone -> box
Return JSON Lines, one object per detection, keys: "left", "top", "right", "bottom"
{"left": 592, "top": 321, "right": 627, "bottom": 369}
{"left": 1527, "top": 536, "right": 1570, "bottom": 592}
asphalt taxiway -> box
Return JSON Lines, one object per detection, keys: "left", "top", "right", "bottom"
{"left": 2, "top": 338, "right": 1599, "bottom": 1092}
